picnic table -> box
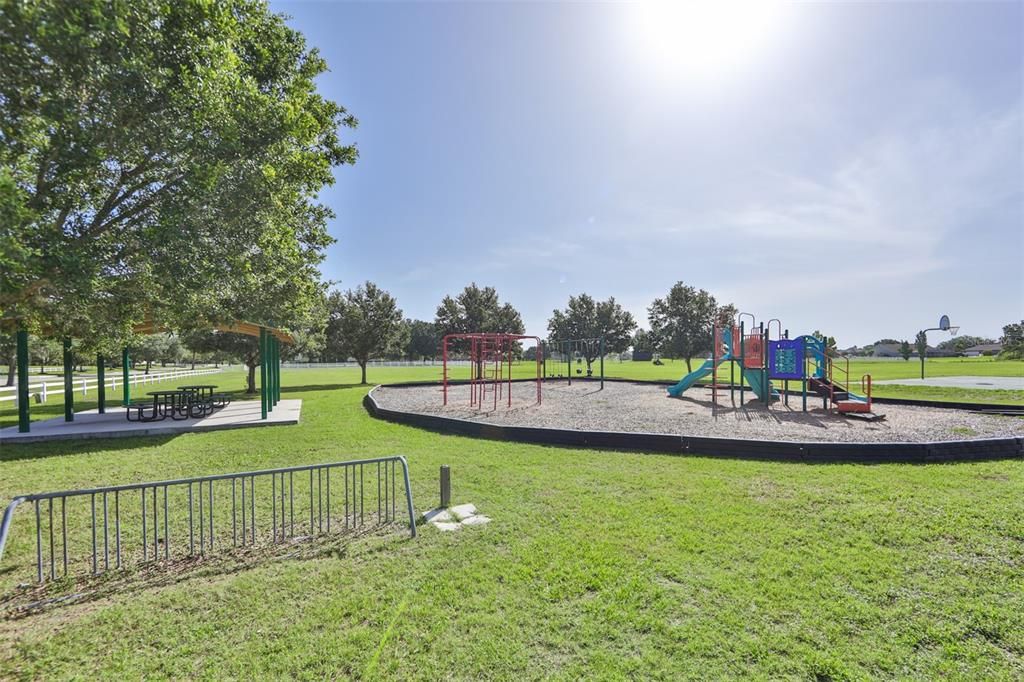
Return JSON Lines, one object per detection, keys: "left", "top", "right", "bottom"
{"left": 178, "top": 384, "right": 219, "bottom": 417}
{"left": 124, "top": 385, "right": 229, "bottom": 422}
{"left": 146, "top": 390, "right": 192, "bottom": 421}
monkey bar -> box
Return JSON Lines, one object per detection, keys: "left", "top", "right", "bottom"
{"left": 441, "top": 334, "right": 542, "bottom": 409}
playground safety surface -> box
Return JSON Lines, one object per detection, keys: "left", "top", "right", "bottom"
{"left": 370, "top": 381, "right": 1023, "bottom": 446}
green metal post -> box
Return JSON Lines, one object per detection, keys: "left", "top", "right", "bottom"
{"left": 63, "top": 338, "right": 74, "bottom": 421}
{"left": 16, "top": 330, "right": 30, "bottom": 432}
{"left": 274, "top": 336, "right": 280, "bottom": 405}
{"left": 739, "top": 321, "right": 745, "bottom": 406}
{"left": 271, "top": 336, "right": 277, "bottom": 409}
{"left": 599, "top": 337, "right": 605, "bottom": 390}
{"left": 260, "top": 328, "right": 268, "bottom": 420}
{"left": 122, "top": 348, "right": 131, "bottom": 405}
{"left": 97, "top": 354, "right": 106, "bottom": 414}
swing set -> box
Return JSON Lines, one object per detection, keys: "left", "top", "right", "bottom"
{"left": 542, "top": 337, "right": 605, "bottom": 390}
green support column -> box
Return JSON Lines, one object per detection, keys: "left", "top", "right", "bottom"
{"left": 122, "top": 348, "right": 131, "bottom": 405}
{"left": 275, "top": 337, "right": 281, "bottom": 404}
{"left": 268, "top": 335, "right": 274, "bottom": 411}
{"left": 260, "top": 328, "right": 268, "bottom": 420}
{"left": 270, "top": 336, "right": 277, "bottom": 407}
{"left": 63, "top": 338, "right": 74, "bottom": 422}
{"left": 16, "top": 330, "right": 30, "bottom": 433}
{"left": 97, "top": 354, "right": 106, "bottom": 414}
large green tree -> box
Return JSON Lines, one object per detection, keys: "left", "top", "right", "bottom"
{"left": 647, "top": 283, "right": 735, "bottom": 372}
{"left": 1000, "top": 320, "right": 1024, "bottom": 359}
{"left": 324, "top": 283, "right": 404, "bottom": 385}
{"left": 547, "top": 294, "right": 636, "bottom": 372}
{"left": 0, "top": 0, "right": 354, "bottom": 349}
{"left": 434, "top": 284, "right": 525, "bottom": 339}
{"left": 402, "top": 319, "right": 440, "bottom": 361}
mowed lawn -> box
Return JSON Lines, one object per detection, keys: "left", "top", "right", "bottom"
{"left": 0, "top": 368, "right": 1022, "bottom": 679}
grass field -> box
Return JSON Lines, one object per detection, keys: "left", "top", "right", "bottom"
{"left": 0, "top": 366, "right": 1022, "bottom": 679}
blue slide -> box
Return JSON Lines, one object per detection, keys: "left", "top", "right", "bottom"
{"left": 741, "top": 368, "right": 778, "bottom": 403}
{"left": 667, "top": 358, "right": 720, "bottom": 397}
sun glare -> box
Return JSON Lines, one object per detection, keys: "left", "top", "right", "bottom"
{"left": 625, "top": 1, "right": 789, "bottom": 82}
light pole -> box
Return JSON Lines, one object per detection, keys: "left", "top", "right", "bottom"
{"left": 917, "top": 314, "right": 959, "bottom": 380}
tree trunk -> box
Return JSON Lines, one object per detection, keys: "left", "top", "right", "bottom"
{"left": 145, "top": 360, "right": 151, "bottom": 374}
{"left": 191, "top": 351, "right": 196, "bottom": 370}
{"left": 246, "top": 360, "right": 258, "bottom": 393}
{"left": 360, "top": 361, "right": 367, "bottom": 385}
{"left": 685, "top": 357, "right": 693, "bottom": 373}
{"left": 5, "top": 360, "right": 14, "bottom": 387}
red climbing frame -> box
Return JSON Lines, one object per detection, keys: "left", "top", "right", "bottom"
{"left": 442, "top": 333, "right": 543, "bottom": 408}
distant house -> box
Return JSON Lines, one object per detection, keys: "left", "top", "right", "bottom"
{"left": 963, "top": 343, "right": 1002, "bottom": 357}
{"left": 872, "top": 343, "right": 953, "bottom": 358}
{"left": 872, "top": 343, "right": 902, "bottom": 358}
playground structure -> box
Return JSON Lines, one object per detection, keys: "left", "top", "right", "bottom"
{"left": 442, "top": 333, "right": 543, "bottom": 409}
{"left": 543, "top": 337, "right": 605, "bottom": 390}
{"left": 667, "top": 313, "right": 874, "bottom": 416}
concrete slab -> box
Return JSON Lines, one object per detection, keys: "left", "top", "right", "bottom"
{"left": 0, "top": 399, "right": 301, "bottom": 444}
{"left": 461, "top": 515, "right": 491, "bottom": 526}
{"left": 872, "top": 376, "right": 1024, "bottom": 390}
{"left": 449, "top": 503, "right": 477, "bottom": 520}
{"left": 422, "top": 508, "right": 453, "bottom": 524}
{"left": 433, "top": 522, "right": 461, "bottom": 532}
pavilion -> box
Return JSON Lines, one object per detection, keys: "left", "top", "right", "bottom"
{"left": 9, "top": 320, "right": 290, "bottom": 435}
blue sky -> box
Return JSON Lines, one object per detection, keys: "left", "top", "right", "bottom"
{"left": 272, "top": 1, "right": 1022, "bottom": 347}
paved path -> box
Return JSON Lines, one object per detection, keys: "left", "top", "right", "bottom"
{"left": 872, "top": 375, "right": 1024, "bottom": 390}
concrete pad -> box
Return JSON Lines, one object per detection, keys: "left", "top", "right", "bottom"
{"left": 872, "top": 376, "right": 1024, "bottom": 390}
{"left": 461, "top": 515, "right": 491, "bottom": 526}
{"left": 0, "top": 399, "right": 302, "bottom": 444}
{"left": 422, "top": 508, "right": 453, "bottom": 524}
{"left": 433, "top": 522, "right": 461, "bottom": 532}
{"left": 449, "top": 503, "right": 478, "bottom": 520}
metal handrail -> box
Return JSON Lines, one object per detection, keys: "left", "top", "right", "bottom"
{"left": 0, "top": 456, "right": 416, "bottom": 583}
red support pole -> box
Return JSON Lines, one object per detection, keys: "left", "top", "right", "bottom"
{"left": 442, "top": 336, "right": 449, "bottom": 406}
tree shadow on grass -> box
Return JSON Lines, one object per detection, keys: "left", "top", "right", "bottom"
{"left": 0, "top": 434, "right": 182, "bottom": 464}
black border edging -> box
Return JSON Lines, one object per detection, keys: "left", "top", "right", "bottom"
{"left": 364, "top": 384, "right": 1023, "bottom": 464}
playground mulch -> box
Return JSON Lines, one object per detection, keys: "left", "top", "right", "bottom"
{"left": 372, "top": 380, "right": 1024, "bottom": 444}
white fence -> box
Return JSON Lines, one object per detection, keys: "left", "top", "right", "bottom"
{"left": 0, "top": 367, "right": 223, "bottom": 405}
{"left": 284, "top": 360, "right": 456, "bottom": 368}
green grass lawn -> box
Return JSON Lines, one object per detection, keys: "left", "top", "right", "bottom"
{"left": 0, "top": 367, "right": 1022, "bottom": 679}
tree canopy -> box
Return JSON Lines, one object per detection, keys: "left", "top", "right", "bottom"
{"left": 324, "top": 283, "right": 404, "bottom": 384}
{"left": 402, "top": 319, "right": 440, "bottom": 361}
{"left": 1000, "top": 320, "right": 1023, "bottom": 359}
{"left": 0, "top": 0, "right": 355, "bottom": 350}
{"left": 434, "top": 284, "right": 524, "bottom": 338}
{"left": 547, "top": 294, "right": 636, "bottom": 369}
{"left": 647, "top": 282, "right": 735, "bottom": 372}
